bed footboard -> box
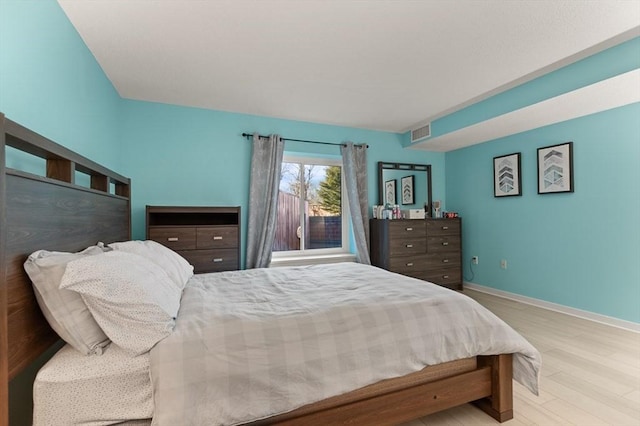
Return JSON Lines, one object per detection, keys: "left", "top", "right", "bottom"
{"left": 247, "top": 354, "right": 513, "bottom": 425}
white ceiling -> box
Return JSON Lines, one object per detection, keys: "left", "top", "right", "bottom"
{"left": 57, "top": 0, "right": 640, "bottom": 143}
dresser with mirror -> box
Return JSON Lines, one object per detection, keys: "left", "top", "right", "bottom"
{"left": 370, "top": 162, "right": 462, "bottom": 290}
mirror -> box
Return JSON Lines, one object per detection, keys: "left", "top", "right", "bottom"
{"left": 377, "top": 161, "right": 432, "bottom": 216}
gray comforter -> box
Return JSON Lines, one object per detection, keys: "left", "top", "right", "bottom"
{"left": 149, "top": 262, "right": 540, "bottom": 425}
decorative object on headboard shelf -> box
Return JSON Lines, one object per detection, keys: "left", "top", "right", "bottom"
{"left": 0, "top": 112, "right": 131, "bottom": 426}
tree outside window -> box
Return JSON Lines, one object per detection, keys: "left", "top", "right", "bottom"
{"left": 273, "top": 160, "right": 344, "bottom": 252}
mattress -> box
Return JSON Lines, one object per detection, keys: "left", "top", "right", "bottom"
{"left": 33, "top": 343, "right": 153, "bottom": 426}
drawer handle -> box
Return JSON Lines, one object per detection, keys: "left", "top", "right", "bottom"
{"left": 443, "top": 275, "right": 450, "bottom": 279}
{"left": 213, "top": 258, "right": 223, "bottom": 263}
{"left": 441, "top": 226, "right": 449, "bottom": 230}
{"left": 213, "top": 236, "right": 223, "bottom": 240}
{"left": 442, "top": 242, "right": 449, "bottom": 246}
{"left": 406, "top": 262, "right": 414, "bottom": 267}
{"left": 406, "top": 244, "right": 413, "bottom": 248}
{"left": 442, "top": 259, "right": 449, "bottom": 263}
{"left": 167, "top": 237, "right": 179, "bottom": 242}
{"left": 406, "top": 227, "right": 413, "bottom": 231}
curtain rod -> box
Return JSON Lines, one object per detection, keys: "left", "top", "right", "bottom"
{"left": 241, "top": 133, "right": 368, "bottom": 148}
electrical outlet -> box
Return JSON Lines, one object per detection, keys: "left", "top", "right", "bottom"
{"left": 471, "top": 256, "right": 479, "bottom": 265}
{"left": 500, "top": 259, "right": 507, "bottom": 269}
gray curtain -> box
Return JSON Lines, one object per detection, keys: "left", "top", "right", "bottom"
{"left": 246, "top": 133, "right": 284, "bottom": 268}
{"left": 341, "top": 142, "right": 371, "bottom": 264}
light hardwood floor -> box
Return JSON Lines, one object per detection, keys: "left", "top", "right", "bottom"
{"left": 402, "top": 288, "right": 640, "bottom": 426}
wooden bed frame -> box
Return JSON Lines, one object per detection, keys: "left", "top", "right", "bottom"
{"left": 0, "top": 112, "right": 513, "bottom": 426}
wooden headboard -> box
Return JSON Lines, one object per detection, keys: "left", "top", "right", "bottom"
{"left": 0, "top": 113, "right": 131, "bottom": 426}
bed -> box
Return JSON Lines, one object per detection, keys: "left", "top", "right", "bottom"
{"left": 0, "top": 113, "right": 540, "bottom": 426}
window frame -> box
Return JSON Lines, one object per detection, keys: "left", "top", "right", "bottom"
{"left": 271, "top": 154, "right": 351, "bottom": 259}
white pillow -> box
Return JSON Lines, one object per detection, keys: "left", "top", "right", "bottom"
{"left": 24, "top": 247, "right": 110, "bottom": 355}
{"left": 109, "top": 240, "right": 193, "bottom": 290}
{"left": 60, "top": 251, "right": 182, "bottom": 356}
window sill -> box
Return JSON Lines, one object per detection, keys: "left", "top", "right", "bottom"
{"left": 269, "top": 253, "right": 356, "bottom": 268}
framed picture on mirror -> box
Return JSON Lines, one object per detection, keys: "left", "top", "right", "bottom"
{"left": 401, "top": 175, "right": 415, "bottom": 205}
{"left": 384, "top": 179, "right": 396, "bottom": 205}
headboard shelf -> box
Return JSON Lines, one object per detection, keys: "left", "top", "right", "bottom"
{"left": 3, "top": 114, "right": 130, "bottom": 196}
{"left": 6, "top": 168, "right": 131, "bottom": 202}
{"left": 1, "top": 112, "right": 132, "bottom": 426}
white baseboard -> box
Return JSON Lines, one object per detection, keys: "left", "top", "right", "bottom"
{"left": 464, "top": 282, "right": 640, "bottom": 333}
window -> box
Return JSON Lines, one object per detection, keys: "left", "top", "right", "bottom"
{"left": 272, "top": 155, "right": 349, "bottom": 256}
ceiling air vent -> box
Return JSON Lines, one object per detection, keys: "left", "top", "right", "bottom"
{"left": 411, "top": 123, "right": 431, "bottom": 143}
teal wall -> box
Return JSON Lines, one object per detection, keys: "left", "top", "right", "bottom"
{"left": 0, "top": 0, "right": 122, "bottom": 171}
{"left": 436, "top": 37, "right": 640, "bottom": 324}
{"left": 2, "top": 0, "right": 638, "bottom": 325}
{"left": 119, "top": 99, "right": 445, "bottom": 267}
{"left": 446, "top": 104, "right": 640, "bottom": 323}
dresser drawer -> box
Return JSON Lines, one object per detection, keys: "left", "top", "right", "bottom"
{"left": 426, "top": 253, "right": 461, "bottom": 268}
{"left": 427, "top": 235, "right": 461, "bottom": 252}
{"left": 424, "top": 267, "right": 462, "bottom": 290}
{"left": 389, "top": 254, "right": 428, "bottom": 275}
{"left": 400, "top": 269, "right": 433, "bottom": 282}
{"left": 178, "top": 249, "right": 238, "bottom": 274}
{"left": 149, "top": 227, "right": 196, "bottom": 250}
{"left": 389, "top": 238, "right": 426, "bottom": 256}
{"left": 388, "top": 220, "right": 426, "bottom": 238}
{"left": 426, "top": 219, "right": 460, "bottom": 236}
{"left": 196, "top": 226, "right": 238, "bottom": 249}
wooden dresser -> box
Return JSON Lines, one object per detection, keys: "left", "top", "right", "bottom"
{"left": 370, "top": 218, "right": 462, "bottom": 290}
{"left": 146, "top": 206, "right": 241, "bottom": 274}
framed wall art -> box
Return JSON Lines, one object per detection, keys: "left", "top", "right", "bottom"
{"left": 493, "top": 152, "right": 522, "bottom": 197}
{"left": 537, "top": 142, "right": 574, "bottom": 194}
{"left": 401, "top": 175, "right": 415, "bottom": 205}
{"left": 384, "top": 179, "right": 397, "bottom": 205}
